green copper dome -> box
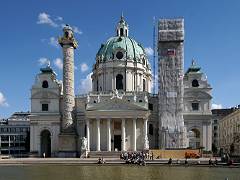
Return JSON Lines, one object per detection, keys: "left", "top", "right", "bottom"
{"left": 95, "top": 16, "right": 149, "bottom": 66}
{"left": 96, "top": 36, "right": 146, "bottom": 62}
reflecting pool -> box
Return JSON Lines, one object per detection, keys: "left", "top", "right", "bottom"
{"left": 0, "top": 165, "right": 239, "bottom": 180}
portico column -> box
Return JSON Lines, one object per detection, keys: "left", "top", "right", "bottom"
{"left": 96, "top": 118, "right": 101, "bottom": 151}
{"left": 86, "top": 118, "right": 90, "bottom": 151}
{"left": 133, "top": 118, "right": 136, "bottom": 151}
{"left": 143, "top": 118, "right": 149, "bottom": 150}
{"left": 121, "top": 118, "right": 126, "bottom": 151}
{"left": 107, "top": 119, "right": 111, "bottom": 151}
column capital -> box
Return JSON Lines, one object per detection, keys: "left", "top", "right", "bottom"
{"left": 96, "top": 117, "right": 101, "bottom": 121}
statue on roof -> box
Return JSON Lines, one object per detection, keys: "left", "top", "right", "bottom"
{"left": 191, "top": 58, "right": 196, "bottom": 66}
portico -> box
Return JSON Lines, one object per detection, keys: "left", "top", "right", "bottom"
{"left": 85, "top": 93, "right": 150, "bottom": 152}
{"left": 85, "top": 117, "right": 149, "bottom": 152}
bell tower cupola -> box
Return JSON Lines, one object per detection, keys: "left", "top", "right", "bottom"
{"left": 116, "top": 14, "right": 129, "bottom": 37}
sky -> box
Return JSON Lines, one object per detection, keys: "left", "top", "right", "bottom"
{"left": 0, "top": 0, "right": 240, "bottom": 118}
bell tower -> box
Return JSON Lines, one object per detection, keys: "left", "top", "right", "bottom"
{"left": 58, "top": 24, "right": 78, "bottom": 157}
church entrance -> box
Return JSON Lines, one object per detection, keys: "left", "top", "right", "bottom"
{"left": 40, "top": 130, "right": 51, "bottom": 157}
{"left": 114, "top": 135, "right": 121, "bottom": 151}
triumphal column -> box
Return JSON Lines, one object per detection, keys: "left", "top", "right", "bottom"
{"left": 58, "top": 24, "right": 78, "bottom": 157}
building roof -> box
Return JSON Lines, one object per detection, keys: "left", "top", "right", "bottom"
{"left": 96, "top": 36, "right": 146, "bottom": 62}
{"left": 186, "top": 59, "right": 201, "bottom": 74}
{"left": 40, "top": 63, "right": 56, "bottom": 75}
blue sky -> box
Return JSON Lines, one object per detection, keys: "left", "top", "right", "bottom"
{"left": 0, "top": 0, "right": 240, "bottom": 118}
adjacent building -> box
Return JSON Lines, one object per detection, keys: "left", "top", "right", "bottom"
{"left": 0, "top": 112, "right": 30, "bottom": 156}
{"left": 219, "top": 109, "right": 240, "bottom": 155}
{"left": 211, "top": 108, "right": 236, "bottom": 153}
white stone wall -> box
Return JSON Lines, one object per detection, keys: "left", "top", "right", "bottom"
{"left": 30, "top": 68, "right": 61, "bottom": 156}
{"left": 183, "top": 66, "right": 212, "bottom": 151}
{"left": 92, "top": 61, "right": 151, "bottom": 93}
{"left": 30, "top": 115, "right": 60, "bottom": 156}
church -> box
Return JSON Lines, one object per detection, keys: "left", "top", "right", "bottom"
{"left": 29, "top": 16, "right": 212, "bottom": 157}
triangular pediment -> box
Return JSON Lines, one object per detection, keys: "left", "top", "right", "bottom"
{"left": 31, "top": 91, "right": 59, "bottom": 99}
{"left": 86, "top": 98, "right": 148, "bottom": 111}
{"left": 184, "top": 90, "right": 212, "bottom": 99}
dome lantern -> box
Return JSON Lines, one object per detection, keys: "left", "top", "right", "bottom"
{"left": 116, "top": 14, "right": 128, "bottom": 37}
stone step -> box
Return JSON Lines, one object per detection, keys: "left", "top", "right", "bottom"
{"left": 88, "top": 151, "right": 121, "bottom": 158}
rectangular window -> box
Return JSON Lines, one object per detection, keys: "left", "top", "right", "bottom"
{"left": 214, "top": 126, "right": 218, "bottom": 130}
{"left": 42, "top": 104, "right": 48, "bottom": 111}
{"left": 192, "top": 103, "right": 199, "bottom": 111}
{"left": 148, "top": 103, "right": 153, "bottom": 111}
{"left": 149, "top": 124, "right": 154, "bottom": 135}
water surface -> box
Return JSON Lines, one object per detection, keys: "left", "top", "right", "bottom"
{"left": 0, "top": 165, "right": 239, "bottom": 180}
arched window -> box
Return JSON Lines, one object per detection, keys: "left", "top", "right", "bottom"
{"left": 188, "top": 128, "right": 201, "bottom": 149}
{"left": 143, "top": 79, "right": 146, "bottom": 91}
{"left": 142, "top": 59, "right": 145, "bottom": 65}
{"left": 191, "top": 128, "right": 200, "bottom": 138}
{"left": 116, "top": 74, "right": 123, "bottom": 90}
{"left": 192, "top": 79, "right": 199, "bottom": 87}
{"left": 42, "top": 80, "right": 48, "bottom": 88}
{"left": 120, "top": 28, "right": 123, "bottom": 36}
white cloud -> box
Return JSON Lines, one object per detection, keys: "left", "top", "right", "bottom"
{"left": 79, "top": 73, "right": 92, "bottom": 94}
{"left": 60, "top": 23, "right": 65, "bottom": 28}
{"left": 145, "top": 47, "right": 154, "bottom": 56}
{"left": 49, "top": 37, "right": 59, "bottom": 48}
{"left": 37, "top": 12, "right": 58, "bottom": 27}
{"left": 72, "top": 26, "right": 83, "bottom": 35}
{"left": 212, "top": 103, "right": 223, "bottom": 109}
{"left": 37, "top": 13, "right": 83, "bottom": 36}
{"left": 80, "top": 63, "right": 89, "bottom": 72}
{"left": 55, "top": 16, "right": 63, "bottom": 21}
{"left": 0, "top": 92, "right": 9, "bottom": 107}
{"left": 38, "top": 57, "right": 50, "bottom": 66}
{"left": 54, "top": 58, "right": 63, "bottom": 70}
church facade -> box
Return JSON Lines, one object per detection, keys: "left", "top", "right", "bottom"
{"left": 30, "top": 17, "right": 212, "bottom": 157}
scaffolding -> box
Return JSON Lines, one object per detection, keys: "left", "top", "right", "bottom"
{"left": 158, "top": 19, "right": 187, "bottom": 149}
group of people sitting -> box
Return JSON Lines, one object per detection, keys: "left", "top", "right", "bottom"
{"left": 97, "top": 157, "right": 105, "bottom": 164}
{"left": 120, "top": 151, "right": 147, "bottom": 165}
